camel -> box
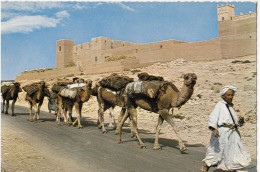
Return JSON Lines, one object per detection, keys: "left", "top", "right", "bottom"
{"left": 92, "top": 83, "right": 130, "bottom": 133}
{"left": 56, "top": 79, "right": 92, "bottom": 128}
{"left": 1, "top": 82, "right": 22, "bottom": 116}
{"left": 25, "top": 81, "right": 50, "bottom": 122}
{"left": 116, "top": 73, "right": 197, "bottom": 152}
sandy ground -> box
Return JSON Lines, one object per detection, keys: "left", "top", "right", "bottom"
{"left": 2, "top": 55, "right": 257, "bottom": 171}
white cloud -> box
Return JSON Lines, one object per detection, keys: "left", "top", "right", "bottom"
{"left": 56, "top": 11, "right": 70, "bottom": 19}
{"left": 1, "top": 15, "right": 59, "bottom": 34}
{"left": 116, "top": 2, "right": 136, "bottom": 12}
{"left": 73, "top": 3, "right": 89, "bottom": 10}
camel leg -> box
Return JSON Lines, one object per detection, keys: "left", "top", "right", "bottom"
{"left": 154, "top": 115, "right": 164, "bottom": 150}
{"left": 128, "top": 107, "right": 146, "bottom": 149}
{"left": 97, "top": 103, "right": 107, "bottom": 133}
{"left": 117, "top": 108, "right": 129, "bottom": 144}
{"left": 11, "top": 98, "right": 17, "bottom": 116}
{"left": 108, "top": 107, "right": 116, "bottom": 129}
{"left": 67, "top": 105, "right": 73, "bottom": 125}
{"left": 159, "top": 109, "right": 187, "bottom": 152}
{"left": 2, "top": 98, "right": 5, "bottom": 113}
{"left": 115, "top": 107, "right": 126, "bottom": 135}
{"left": 36, "top": 102, "right": 42, "bottom": 123}
{"left": 56, "top": 97, "right": 63, "bottom": 126}
{"left": 62, "top": 104, "right": 68, "bottom": 124}
{"left": 72, "top": 103, "right": 82, "bottom": 129}
{"left": 28, "top": 102, "right": 33, "bottom": 122}
{"left": 5, "top": 100, "right": 9, "bottom": 114}
{"left": 32, "top": 102, "right": 37, "bottom": 121}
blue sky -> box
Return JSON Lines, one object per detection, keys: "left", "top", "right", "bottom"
{"left": 1, "top": 1, "right": 257, "bottom": 80}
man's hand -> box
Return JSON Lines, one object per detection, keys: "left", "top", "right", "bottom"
{"left": 238, "top": 116, "right": 245, "bottom": 126}
{"left": 212, "top": 129, "right": 220, "bottom": 137}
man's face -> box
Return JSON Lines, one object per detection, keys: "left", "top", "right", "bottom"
{"left": 222, "top": 89, "right": 234, "bottom": 104}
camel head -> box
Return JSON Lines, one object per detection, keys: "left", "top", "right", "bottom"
{"left": 85, "top": 79, "right": 92, "bottom": 89}
{"left": 182, "top": 73, "right": 197, "bottom": 87}
{"left": 14, "top": 82, "right": 22, "bottom": 92}
{"left": 36, "top": 81, "right": 46, "bottom": 90}
{"left": 79, "top": 79, "right": 93, "bottom": 102}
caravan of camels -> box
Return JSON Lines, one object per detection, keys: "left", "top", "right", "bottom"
{"left": 1, "top": 72, "right": 197, "bottom": 152}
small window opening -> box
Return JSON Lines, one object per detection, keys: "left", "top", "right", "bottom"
{"left": 95, "top": 56, "right": 98, "bottom": 62}
{"left": 59, "top": 45, "right": 62, "bottom": 52}
{"left": 222, "top": 17, "right": 224, "bottom": 21}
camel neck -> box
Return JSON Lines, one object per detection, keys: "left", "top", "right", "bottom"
{"left": 175, "top": 84, "right": 194, "bottom": 107}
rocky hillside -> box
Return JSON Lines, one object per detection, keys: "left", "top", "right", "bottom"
{"left": 13, "top": 55, "right": 257, "bottom": 160}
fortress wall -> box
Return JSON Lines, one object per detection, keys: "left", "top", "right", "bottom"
{"left": 81, "top": 58, "right": 140, "bottom": 74}
{"left": 135, "top": 39, "right": 222, "bottom": 64}
{"left": 220, "top": 38, "right": 256, "bottom": 58}
{"left": 83, "top": 61, "right": 124, "bottom": 74}
{"left": 15, "top": 67, "right": 81, "bottom": 82}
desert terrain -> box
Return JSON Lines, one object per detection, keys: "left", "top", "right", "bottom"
{"left": 2, "top": 55, "right": 257, "bottom": 170}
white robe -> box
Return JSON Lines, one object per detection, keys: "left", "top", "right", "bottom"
{"left": 203, "top": 101, "right": 251, "bottom": 170}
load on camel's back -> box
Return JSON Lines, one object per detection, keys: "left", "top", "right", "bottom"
{"left": 94, "top": 73, "right": 134, "bottom": 133}
{"left": 98, "top": 73, "right": 134, "bottom": 91}
{"left": 126, "top": 72, "right": 165, "bottom": 99}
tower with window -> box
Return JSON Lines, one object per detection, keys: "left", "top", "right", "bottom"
{"left": 217, "top": 4, "right": 234, "bottom": 22}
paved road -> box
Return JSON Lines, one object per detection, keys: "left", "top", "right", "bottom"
{"left": 1, "top": 105, "right": 257, "bottom": 172}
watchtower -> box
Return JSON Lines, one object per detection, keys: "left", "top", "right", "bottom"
{"left": 56, "top": 39, "right": 74, "bottom": 68}
{"left": 217, "top": 4, "right": 234, "bottom": 21}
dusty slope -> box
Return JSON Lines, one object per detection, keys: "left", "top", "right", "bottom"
{"left": 13, "top": 55, "right": 257, "bottom": 160}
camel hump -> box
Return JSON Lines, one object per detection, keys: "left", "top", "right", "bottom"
{"left": 99, "top": 73, "right": 134, "bottom": 91}
{"left": 137, "top": 72, "right": 164, "bottom": 81}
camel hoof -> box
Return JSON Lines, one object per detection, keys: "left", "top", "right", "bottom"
{"left": 98, "top": 124, "right": 102, "bottom": 129}
{"left": 118, "top": 141, "right": 123, "bottom": 144}
{"left": 102, "top": 130, "right": 107, "bottom": 134}
{"left": 5, "top": 112, "right": 8, "bottom": 115}
{"left": 180, "top": 146, "right": 188, "bottom": 152}
{"left": 12, "top": 114, "right": 16, "bottom": 116}
{"left": 153, "top": 145, "right": 161, "bottom": 150}
{"left": 78, "top": 125, "right": 83, "bottom": 129}
{"left": 140, "top": 145, "right": 147, "bottom": 149}
{"left": 29, "top": 119, "right": 33, "bottom": 122}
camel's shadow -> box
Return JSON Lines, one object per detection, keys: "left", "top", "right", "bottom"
{"left": 119, "top": 127, "right": 205, "bottom": 152}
